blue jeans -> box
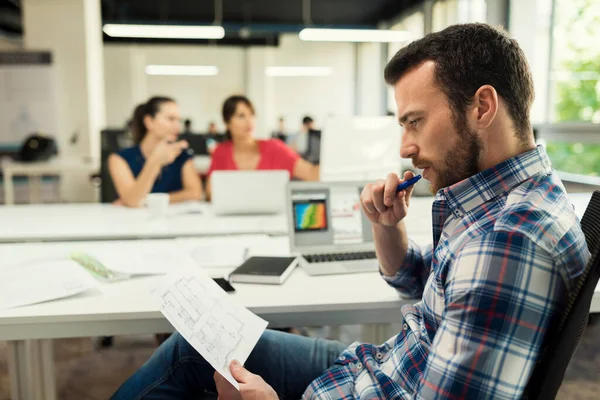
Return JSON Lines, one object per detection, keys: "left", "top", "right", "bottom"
{"left": 111, "top": 330, "right": 347, "bottom": 400}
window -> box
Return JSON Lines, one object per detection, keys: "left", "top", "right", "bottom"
{"left": 550, "top": 0, "right": 600, "bottom": 123}
{"left": 545, "top": 0, "right": 600, "bottom": 178}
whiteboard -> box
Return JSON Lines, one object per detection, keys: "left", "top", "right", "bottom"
{"left": 0, "top": 52, "right": 57, "bottom": 151}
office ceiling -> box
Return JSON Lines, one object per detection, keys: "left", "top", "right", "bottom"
{"left": 0, "top": 0, "right": 423, "bottom": 45}
{"left": 101, "top": 0, "right": 418, "bottom": 26}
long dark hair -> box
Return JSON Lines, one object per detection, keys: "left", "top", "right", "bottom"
{"left": 221, "top": 95, "right": 255, "bottom": 140}
{"left": 131, "top": 96, "right": 175, "bottom": 144}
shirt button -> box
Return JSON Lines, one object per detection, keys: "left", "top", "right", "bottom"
{"left": 357, "top": 363, "right": 363, "bottom": 370}
{"left": 375, "top": 352, "right": 383, "bottom": 360}
{"left": 339, "top": 356, "right": 346, "bottom": 361}
{"left": 403, "top": 323, "right": 408, "bottom": 331}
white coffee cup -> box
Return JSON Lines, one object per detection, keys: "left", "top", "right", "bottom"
{"left": 144, "top": 193, "right": 169, "bottom": 218}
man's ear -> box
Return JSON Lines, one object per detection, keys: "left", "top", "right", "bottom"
{"left": 473, "top": 85, "right": 498, "bottom": 130}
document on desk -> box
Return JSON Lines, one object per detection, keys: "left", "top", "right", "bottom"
{"left": 0, "top": 259, "right": 95, "bottom": 309}
{"left": 190, "top": 243, "right": 248, "bottom": 268}
{"left": 89, "top": 251, "right": 197, "bottom": 276}
{"left": 153, "top": 268, "right": 268, "bottom": 389}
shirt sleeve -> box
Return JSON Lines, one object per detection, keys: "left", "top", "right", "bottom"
{"left": 416, "top": 231, "right": 567, "bottom": 400}
{"left": 266, "top": 139, "right": 300, "bottom": 178}
{"left": 381, "top": 239, "right": 433, "bottom": 299}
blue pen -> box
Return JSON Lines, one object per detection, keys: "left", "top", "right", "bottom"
{"left": 396, "top": 174, "right": 422, "bottom": 192}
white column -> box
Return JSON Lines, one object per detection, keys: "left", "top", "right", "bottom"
{"left": 509, "top": 0, "right": 553, "bottom": 124}
{"left": 486, "top": 0, "right": 509, "bottom": 28}
{"left": 246, "top": 47, "right": 275, "bottom": 139}
{"left": 22, "top": 0, "right": 106, "bottom": 202}
{"left": 356, "top": 42, "right": 384, "bottom": 117}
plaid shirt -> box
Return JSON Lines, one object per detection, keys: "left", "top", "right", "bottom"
{"left": 304, "top": 146, "right": 590, "bottom": 400}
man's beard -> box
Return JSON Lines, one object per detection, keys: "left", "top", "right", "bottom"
{"left": 414, "top": 116, "right": 483, "bottom": 194}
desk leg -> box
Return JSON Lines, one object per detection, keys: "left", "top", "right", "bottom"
{"left": 362, "top": 324, "right": 392, "bottom": 344}
{"left": 8, "top": 339, "right": 57, "bottom": 400}
{"left": 4, "top": 170, "right": 14, "bottom": 205}
{"left": 30, "top": 175, "right": 43, "bottom": 204}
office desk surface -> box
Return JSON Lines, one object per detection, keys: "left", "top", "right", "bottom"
{"left": 0, "top": 236, "right": 414, "bottom": 340}
{"left": 0, "top": 197, "right": 439, "bottom": 243}
{"left": 0, "top": 202, "right": 289, "bottom": 242}
{"left": 1, "top": 217, "right": 599, "bottom": 342}
{"left": 0, "top": 192, "right": 591, "bottom": 243}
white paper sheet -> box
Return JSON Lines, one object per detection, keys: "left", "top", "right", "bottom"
{"left": 190, "top": 244, "right": 248, "bottom": 268}
{"left": 153, "top": 268, "right": 268, "bottom": 389}
{"left": 90, "top": 250, "right": 197, "bottom": 276}
{"left": 0, "top": 259, "right": 95, "bottom": 309}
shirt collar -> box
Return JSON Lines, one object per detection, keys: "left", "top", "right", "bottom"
{"left": 435, "top": 145, "right": 553, "bottom": 218}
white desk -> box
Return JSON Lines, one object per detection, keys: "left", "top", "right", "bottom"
{"left": 0, "top": 192, "right": 594, "bottom": 399}
{"left": 0, "top": 197, "right": 438, "bottom": 243}
{"left": 0, "top": 201, "right": 289, "bottom": 242}
{"left": 1, "top": 158, "right": 98, "bottom": 205}
{"left": 0, "top": 236, "right": 413, "bottom": 400}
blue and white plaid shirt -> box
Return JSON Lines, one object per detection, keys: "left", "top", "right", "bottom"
{"left": 303, "top": 146, "right": 590, "bottom": 399}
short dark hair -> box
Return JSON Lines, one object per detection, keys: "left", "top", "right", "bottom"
{"left": 302, "top": 116, "right": 314, "bottom": 125}
{"left": 384, "top": 23, "right": 534, "bottom": 142}
{"left": 222, "top": 95, "right": 255, "bottom": 140}
{"left": 131, "top": 96, "right": 175, "bottom": 144}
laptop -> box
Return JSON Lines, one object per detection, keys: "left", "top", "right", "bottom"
{"left": 286, "top": 181, "right": 379, "bottom": 276}
{"left": 211, "top": 170, "right": 289, "bottom": 215}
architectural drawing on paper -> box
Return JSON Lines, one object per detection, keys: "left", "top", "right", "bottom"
{"left": 159, "top": 276, "right": 244, "bottom": 369}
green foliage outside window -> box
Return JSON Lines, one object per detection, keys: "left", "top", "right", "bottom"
{"left": 547, "top": 0, "right": 600, "bottom": 176}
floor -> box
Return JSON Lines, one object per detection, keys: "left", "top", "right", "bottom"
{"left": 0, "top": 321, "right": 599, "bottom": 399}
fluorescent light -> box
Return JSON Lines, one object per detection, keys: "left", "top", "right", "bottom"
{"left": 145, "top": 65, "right": 219, "bottom": 76}
{"left": 265, "top": 66, "right": 332, "bottom": 77}
{"left": 103, "top": 24, "right": 225, "bottom": 39}
{"left": 299, "top": 28, "right": 412, "bottom": 43}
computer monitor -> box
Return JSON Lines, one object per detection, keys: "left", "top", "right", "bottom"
{"left": 212, "top": 170, "right": 289, "bottom": 215}
{"left": 319, "top": 116, "right": 402, "bottom": 181}
{"left": 287, "top": 181, "right": 375, "bottom": 254}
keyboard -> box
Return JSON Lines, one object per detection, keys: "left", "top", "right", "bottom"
{"left": 303, "top": 251, "right": 377, "bottom": 264}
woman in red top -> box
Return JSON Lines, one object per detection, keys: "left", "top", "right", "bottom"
{"left": 206, "top": 95, "right": 319, "bottom": 199}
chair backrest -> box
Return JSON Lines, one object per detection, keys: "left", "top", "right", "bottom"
{"left": 99, "top": 129, "right": 129, "bottom": 203}
{"left": 304, "top": 129, "right": 322, "bottom": 165}
{"left": 526, "top": 191, "right": 600, "bottom": 399}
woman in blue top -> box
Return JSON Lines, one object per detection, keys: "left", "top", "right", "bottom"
{"left": 109, "top": 96, "right": 203, "bottom": 206}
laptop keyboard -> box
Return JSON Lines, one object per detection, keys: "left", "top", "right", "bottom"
{"left": 303, "top": 251, "right": 377, "bottom": 264}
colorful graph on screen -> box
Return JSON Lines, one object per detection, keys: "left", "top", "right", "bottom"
{"left": 294, "top": 202, "right": 327, "bottom": 231}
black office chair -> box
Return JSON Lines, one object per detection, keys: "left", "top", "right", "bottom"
{"left": 303, "top": 129, "right": 321, "bottom": 165}
{"left": 525, "top": 190, "right": 600, "bottom": 399}
{"left": 96, "top": 129, "right": 130, "bottom": 203}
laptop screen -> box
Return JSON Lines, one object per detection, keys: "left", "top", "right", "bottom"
{"left": 290, "top": 184, "right": 374, "bottom": 250}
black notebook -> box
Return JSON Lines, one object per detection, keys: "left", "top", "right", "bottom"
{"left": 229, "top": 256, "right": 299, "bottom": 285}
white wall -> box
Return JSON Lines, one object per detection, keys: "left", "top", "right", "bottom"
{"left": 104, "top": 44, "right": 245, "bottom": 131}
{"left": 267, "top": 35, "right": 355, "bottom": 133}
{"left": 103, "top": 34, "right": 356, "bottom": 136}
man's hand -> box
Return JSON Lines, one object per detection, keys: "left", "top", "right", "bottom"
{"left": 360, "top": 171, "right": 416, "bottom": 227}
{"left": 214, "top": 360, "right": 278, "bottom": 400}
